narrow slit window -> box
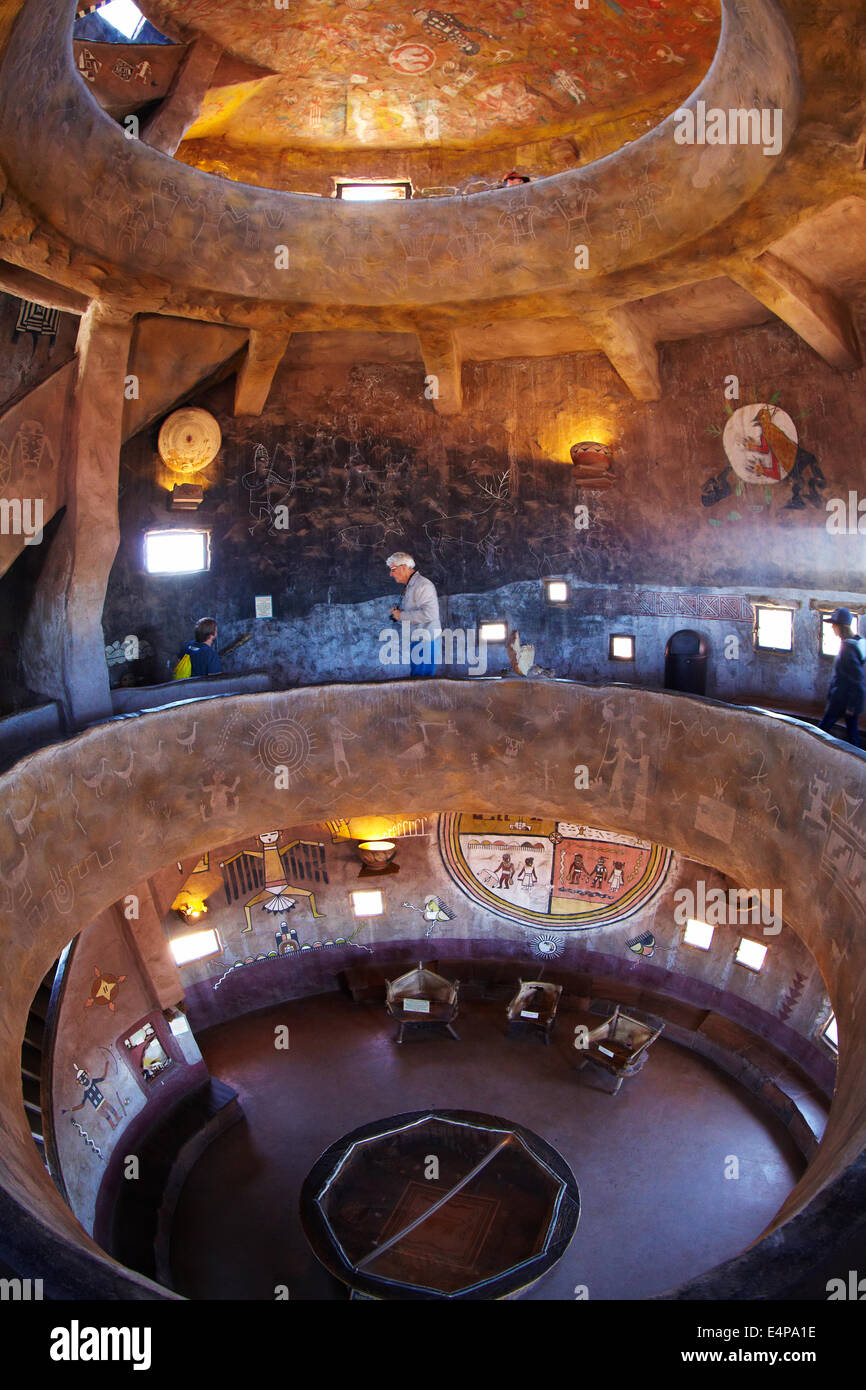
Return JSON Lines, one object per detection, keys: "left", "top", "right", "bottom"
{"left": 336, "top": 182, "right": 411, "bottom": 201}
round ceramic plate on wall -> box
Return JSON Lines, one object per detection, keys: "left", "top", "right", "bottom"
{"left": 157, "top": 407, "right": 222, "bottom": 477}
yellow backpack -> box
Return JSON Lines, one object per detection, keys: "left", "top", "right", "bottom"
{"left": 172, "top": 652, "right": 192, "bottom": 680}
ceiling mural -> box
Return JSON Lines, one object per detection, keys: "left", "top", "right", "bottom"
{"left": 138, "top": 0, "right": 721, "bottom": 149}
{"left": 438, "top": 813, "right": 672, "bottom": 928}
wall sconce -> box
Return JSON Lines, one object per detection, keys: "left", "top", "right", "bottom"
{"left": 176, "top": 898, "right": 208, "bottom": 924}
{"left": 356, "top": 840, "right": 399, "bottom": 877}
{"left": 170, "top": 484, "right": 204, "bottom": 511}
{"left": 571, "top": 441, "right": 614, "bottom": 488}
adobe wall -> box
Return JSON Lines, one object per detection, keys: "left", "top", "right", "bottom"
{"left": 102, "top": 322, "right": 866, "bottom": 708}
{"left": 0, "top": 682, "right": 863, "bottom": 1295}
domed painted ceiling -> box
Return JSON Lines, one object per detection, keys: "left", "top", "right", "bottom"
{"left": 138, "top": 0, "right": 721, "bottom": 150}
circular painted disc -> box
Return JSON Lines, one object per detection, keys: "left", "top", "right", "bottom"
{"left": 158, "top": 407, "right": 222, "bottom": 476}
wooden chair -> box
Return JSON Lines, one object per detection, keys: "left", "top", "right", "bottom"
{"left": 385, "top": 963, "right": 460, "bottom": 1044}
{"left": 506, "top": 980, "right": 562, "bottom": 1045}
{"left": 575, "top": 1005, "right": 664, "bottom": 1093}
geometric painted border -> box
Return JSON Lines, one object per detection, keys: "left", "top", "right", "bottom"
{"left": 438, "top": 813, "right": 672, "bottom": 931}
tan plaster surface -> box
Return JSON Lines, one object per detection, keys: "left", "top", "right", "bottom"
{"left": 0, "top": 682, "right": 863, "bottom": 1291}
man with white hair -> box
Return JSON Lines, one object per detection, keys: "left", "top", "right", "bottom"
{"left": 386, "top": 552, "right": 441, "bottom": 677}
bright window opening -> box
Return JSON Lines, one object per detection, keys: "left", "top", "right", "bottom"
{"left": 351, "top": 889, "right": 384, "bottom": 917}
{"left": 735, "top": 937, "right": 768, "bottom": 972}
{"left": 145, "top": 530, "right": 209, "bottom": 574}
{"left": 821, "top": 612, "right": 859, "bottom": 657}
{"left": 683, "top": 918, "right": 714, "bottom": 950}
{"left": 609, "top": 633, "right": 635, "bottom": 661}
{"left": 821, "top": 1012, "right": 838, "bottom": 1052}
{"left": 480, "top": 621, "right": 507, "bottom": 643}
{"left": 336, "top": 182, "right": 411, "bottom": 202}
{"left": 754, "top": 606, "right": 793, "bottom": 652}
{"left": 546, "top": 580, "right": 569, "bottom": 603}
{"left": 171, "top": 929, "right": 221, "bottom": 966}
{"left": 97, "top": 0, "right": 146, "bottom": 40}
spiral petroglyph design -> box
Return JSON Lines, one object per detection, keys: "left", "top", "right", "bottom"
{"left": 246, "top": 712, "right": 316, "bottom": 785}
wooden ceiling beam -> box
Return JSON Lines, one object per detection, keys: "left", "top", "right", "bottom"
{"left": 726, "top": 251, "right": 861, "bottom": 371}
{"left": 581, "top": 305, "right": 661, "bottom": 401}
{"left": 233, "top": 328, "right": 292, "bottom": 416}
{"left": 416, "top": 327, "right": 463, "bottom": 415}
{"left": 141, "top": 36, "right": 222, "bottom": 157}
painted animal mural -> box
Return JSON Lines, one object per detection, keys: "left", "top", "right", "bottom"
{"left": 701, "top": 400, "right": 827, "bottom": 516}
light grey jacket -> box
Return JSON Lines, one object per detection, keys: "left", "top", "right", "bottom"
{"left": 397, "top": 571, "right": 441, "bottom": 636}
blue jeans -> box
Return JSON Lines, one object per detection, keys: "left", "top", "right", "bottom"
{"left": 410, "top": 656, "right": 438, "bottom": 678}
{"left": 819, "top": 695, "right": 862, "bottom": 747}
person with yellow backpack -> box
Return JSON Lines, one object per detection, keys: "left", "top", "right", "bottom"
{"left": 173, "top": 617, "right": 222, "bottom": 680}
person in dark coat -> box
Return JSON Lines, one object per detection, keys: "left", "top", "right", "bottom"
{"left": 178, "top": 617, "right": 222, "bottom": 678}
{"left": 819, "top": 607, "right": 866, "bottom": 747}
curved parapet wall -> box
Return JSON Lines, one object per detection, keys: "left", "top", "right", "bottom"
{"left": 0, "top": 0, "right": 800, "bottom": 310}
{"left": 0, "top": 681, "right": 863, "bottom": 1297}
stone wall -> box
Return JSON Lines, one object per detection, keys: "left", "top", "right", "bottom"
{"left": 101, "top": 322, "right": 866, "bottom": 707}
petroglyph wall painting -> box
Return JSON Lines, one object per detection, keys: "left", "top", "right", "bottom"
{"left": 439, "top": 813, "right": 671, "bottom": 928}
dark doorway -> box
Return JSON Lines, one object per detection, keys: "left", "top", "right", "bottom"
{"left": 664, "top": 629, "right": 708, "bottom": 696}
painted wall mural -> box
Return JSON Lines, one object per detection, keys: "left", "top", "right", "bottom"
{"left": 138, "top": 0, "right": 722, "bottom": 151}
{"left": 220, "top": 829, "right": 329, "bottom": 929}
{"left": 701, "top": 396, "right": 828, "bottom": 523}
{"left": 438, "top": 813, "right": 671, "bottom": 928}
{"left": 61, "top": 1049, "right": 126, "bottom": 1161}
{"left": 84, "top": 966, "right": 127, "bottom": 1012}
{"left": 103, "top": 327, "right": 861, "bottom": 695}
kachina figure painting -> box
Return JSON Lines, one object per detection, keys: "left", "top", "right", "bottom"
{"left": 701, "top": 398, "right": 826, "bottom": 520}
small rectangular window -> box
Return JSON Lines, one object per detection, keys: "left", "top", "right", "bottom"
{"left": 336, "top": 182, "right": 411, "bottom": 201}
{"left": 480, "top": 621, "right": 507, "bottom": 643}
{"left": 754, "top": 606, "right": 793, "bottom": 652}
{"left": 735, "top": 937, "right": 768, "bottom": 972}
{"left": 821, "top": 612, "right": 859, "bottom": 658}
{"left": 351, "top": 889, "right": 384, "bottom": 917}
{"left": 171, "top": 929, "right": 221, "bottom": 966}
{"left": 545, "top": 580, "right": 569, "bottom": 604}
{"left": 683, "top": 919, "right": 714, "bottom": 950}
{"left": 144, "top": 530, "right": 209, "bottom": 575}
{"left": 609, "top": 634, "right": 635, "bottom": 661}
{"left": 821, "top": 1012, "right": 838, "bottom": 1052}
